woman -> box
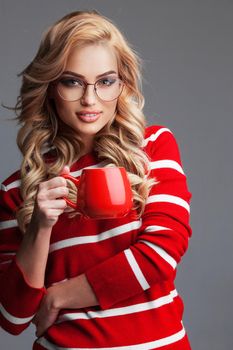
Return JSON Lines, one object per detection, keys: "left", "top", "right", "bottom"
{"left": 0, "top": 10, "right": 192, "bottom": 349}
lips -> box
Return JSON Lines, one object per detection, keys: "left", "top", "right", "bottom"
{"left": 77, "top": 111, "right": 102, "bottom": 123}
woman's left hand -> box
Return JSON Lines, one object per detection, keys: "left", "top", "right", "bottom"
{"left": 32, "top": 287, "right": 60, "bottom": 337}
{"left": 33, "top": 274, "right": 98, "bottom": 337}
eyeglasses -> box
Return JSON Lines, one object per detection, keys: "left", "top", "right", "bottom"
{"left": 56, "top": 75, "right": 124, "bottom": 102}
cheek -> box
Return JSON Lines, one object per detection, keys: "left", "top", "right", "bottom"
{"left": 55, "top": 98, "right": 68, "bottom": 112}
{"left": 105, "top": 100, "right": 118, "bottom": 113}
{"left": 54, "top": 99, "right": 74, "bottom": 118}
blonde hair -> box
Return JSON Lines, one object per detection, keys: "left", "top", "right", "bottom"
{"left": 14, "top": 10, "right": 156, "bottom": 232}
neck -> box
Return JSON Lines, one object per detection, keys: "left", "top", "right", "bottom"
{"left": 75, "top": 135, "right": 94, "bottom": 161}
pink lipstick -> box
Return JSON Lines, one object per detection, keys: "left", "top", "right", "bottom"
{"left": 77, "top": 111, "right": 102, "bottom": 123}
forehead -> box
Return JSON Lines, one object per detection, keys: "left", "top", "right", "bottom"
{"left": 65, "top": 43, "right": 118, "bottom": 77}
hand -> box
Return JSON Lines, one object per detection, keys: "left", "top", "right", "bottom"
{"left": 31, "top": 166, "right": 70, "bottom": 230}
{"left": 32, "top": 274, "right": 99, "bottom": 336}
{"left": 32, "top": 288, "right": 59, "bottom": 337}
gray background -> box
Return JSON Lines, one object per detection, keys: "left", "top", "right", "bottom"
{"left": 0, "top": 0, "right": 232, "bottom": 349}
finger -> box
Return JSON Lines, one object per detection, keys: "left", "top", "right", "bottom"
{"left": 39, "top": 176, "right": 67, "bottom": 191}
{"left": 42, "top": 207, "right": 67, "bottom": 219}
{"left": 46, "top": 208, "right": 67, "bottom": 217}
{"left": 64, "top": 206, "right": 75, "bottom": 213}
{"left": 36, "top": 326, "right": 43, "bottom": 338}
{"left": 37, "top": 187, "right": 68, "bottom": 201}
{"left": 32, "top": 316, "right": 37, "bottom": 325}
{"left": 38, "top": 199, "right": 67, "bottom": 209}
{"left": 60, "top": 165, "right": 70, "bottom": 175}
{"left": 43, "top": 187, "right": 69, "bottom": 200}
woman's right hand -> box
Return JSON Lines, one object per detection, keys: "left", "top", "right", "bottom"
{"left": 30, "top": 166, "right": 70, "bottom": 230}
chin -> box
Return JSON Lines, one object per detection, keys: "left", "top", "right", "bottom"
{"left": 76, "top": 124, "right": 105, "bottom": 138}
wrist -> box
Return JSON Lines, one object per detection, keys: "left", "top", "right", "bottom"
{"left": 46, "top": 286, "right": 61, "bottom": 311}
{"left": 46, "top": 275, "right": 99, "bottom": 310}
{"left": 27, "top": 215, "right": 53, "bottom": 238}
{"left": 16, "top": 222, "right": 52, "bottom": 288}
{"left": 48, "top": 282, "right": 74, "bottom": 310}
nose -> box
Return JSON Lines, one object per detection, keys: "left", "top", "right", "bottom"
{"left": 80, "top": 84, "right": 96, "bottom": 106}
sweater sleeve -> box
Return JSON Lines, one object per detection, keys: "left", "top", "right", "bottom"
{"left": 85, "top": 126, "right": 192, "bottom": 310}
{"left": 0, "top": 180, "right": 46, "bottom": 335}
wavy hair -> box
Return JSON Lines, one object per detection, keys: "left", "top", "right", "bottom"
{"left": 14, "top": 10, "right": 156, "bottom": 232}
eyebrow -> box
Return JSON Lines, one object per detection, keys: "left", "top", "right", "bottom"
{"left": 62, "top": 70, "right": 118, "bottom": 79}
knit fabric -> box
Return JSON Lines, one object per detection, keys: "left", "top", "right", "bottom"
{"left": 0, "top": 125, "right": 192, "bottom": 349}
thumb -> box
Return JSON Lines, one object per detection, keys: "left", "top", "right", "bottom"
{"left": 60, "top": 165, "right": 70, "bottom": 175}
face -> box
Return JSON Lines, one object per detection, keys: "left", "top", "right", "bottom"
{"left": 52, "top": 43, "right": 120, "bottom": 152}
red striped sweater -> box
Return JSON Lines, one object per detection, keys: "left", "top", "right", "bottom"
{"left": 0, "top": 125, "right": 192, "bottom": 349}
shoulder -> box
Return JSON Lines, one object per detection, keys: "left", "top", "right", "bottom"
{"left": 143, "top": 124, "right": 183, "bottom": 161}
{"left": 1, "top": 147, "right": 54, "bottom": 193}
{"left": 143, "top": 124, "right": 175, "bottom": 147}
{"left": 144, "top": 124, "right": 171, "bottom": 138}
{"left": 1, "top": 170, "right": 21, "bottom": 192}
{"left": 0, "top": 170, "right": 22, "bottom": 211}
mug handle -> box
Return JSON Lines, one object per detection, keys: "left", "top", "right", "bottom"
{"left": 61, "top": 173, "right": 80, "bottom": 209}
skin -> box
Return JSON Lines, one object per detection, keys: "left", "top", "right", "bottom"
{"left": 52, "top": 43, "right": 119, "bottom": 154}
{"left": 16, "top": 43, "right": 121, "bottom": 337}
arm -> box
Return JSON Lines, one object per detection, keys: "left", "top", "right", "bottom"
{"left": 0, "top": 167, "right": 70, "bottom": 335}
{"left": 33, "top": 273, "right": 98, "bottom": 337}
{"left": 16, "top": 173, "right": 69, "bottom": 288}
{"left": 85, "top": 127, "right": 192, "bottom": 309}
{"left": 36, "top": 126, "right": 192, "bottom": 319}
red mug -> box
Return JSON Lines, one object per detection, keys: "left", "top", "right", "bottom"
{"left": 62, "top": 167, "right": 133, "bottom": 219}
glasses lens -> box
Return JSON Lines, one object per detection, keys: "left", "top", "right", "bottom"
{"left": 57, "top": 78, "right": 84, "bottom": 101}
{"left": 95, "top": 78, "right": 124, "bottom": 101}
{"left": 56, "top": 77, "right": 124, "bottom": 102}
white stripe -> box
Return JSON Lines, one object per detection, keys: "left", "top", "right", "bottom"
{"left": 0, "top": 303, "right": 34, "bottom": 325}
{"left": 1, "top": 180, "right": 21, "bottom": 191}
{"left": 149, "top": 160, "right": 185, "bottom": 175}
{"left": 124, "top": 249, "right": 150, "bottom": 290}
{"left": 1, "top": 184, "right": 7, "bottom": 191}
{"left": 144, "top": 225, "right": 172, "bottom": 232}
{"left": 142, "top": 127, "right": 172, "bottom": 147}
{"left": 0, "top": 161, "right": 108, "bottom": 192}
{"left": 69, "top": 160, "right": 108, "bottom": 178}
{"left": 1, "top": 252, "right": 16, "bottom": 256}
{"left": 41, "top": 145, "right": 56, "bottom": 155}
{"left": 0, "top": 260, "right": 12, "bottom": 265}
{"left": 139, "top": 239, "right": 177, "bottom": 269}
{"left": 0, "top": 219, "right": 18, "bottom": 230}
{"left": 49, "top": 221, "right": 141, "bottom": 253}
{"left": 146, "top": 194, "right": 190, "bottom": 213}
{"left": 57, "top": 289, "right": 178, "bottom": 323}
{"left": 37, "top": 326, "right": 186, "bottom": 349}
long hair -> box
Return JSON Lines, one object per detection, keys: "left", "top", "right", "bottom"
{"left": 15, "top": 10, "right": 156, "bottom": 232}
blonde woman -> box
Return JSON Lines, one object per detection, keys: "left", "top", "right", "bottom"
{"left": 0, "top": 10, "right": 192, "bottom": 350}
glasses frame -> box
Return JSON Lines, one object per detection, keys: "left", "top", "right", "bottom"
{"left": 56, "top": 76, "right": 125, "bottom": 102}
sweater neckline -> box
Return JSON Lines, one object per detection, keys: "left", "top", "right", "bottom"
{"left": 70, "top": 151, "right": 98, "bottom": 171}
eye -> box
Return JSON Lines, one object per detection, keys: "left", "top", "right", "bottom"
{"left": 59, "top": 78, "right": 84, "bottom": 88}
{"left": 97, "top": 77, "right": 117, "bottom": 87}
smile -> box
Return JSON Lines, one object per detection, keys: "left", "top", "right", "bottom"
{"left": 81, "top": 113, "right": 98, "bottom": 117}
{"left": 77, "top": 112, "right": 102, "bottom": 122}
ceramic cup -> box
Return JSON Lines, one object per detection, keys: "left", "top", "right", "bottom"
{"left": 62, "top": 167, "right": 133, "bottom": 219}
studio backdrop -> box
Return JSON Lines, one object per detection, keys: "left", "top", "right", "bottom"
{"left": 0, "top": 1, "right": 232, "bottom": 349}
